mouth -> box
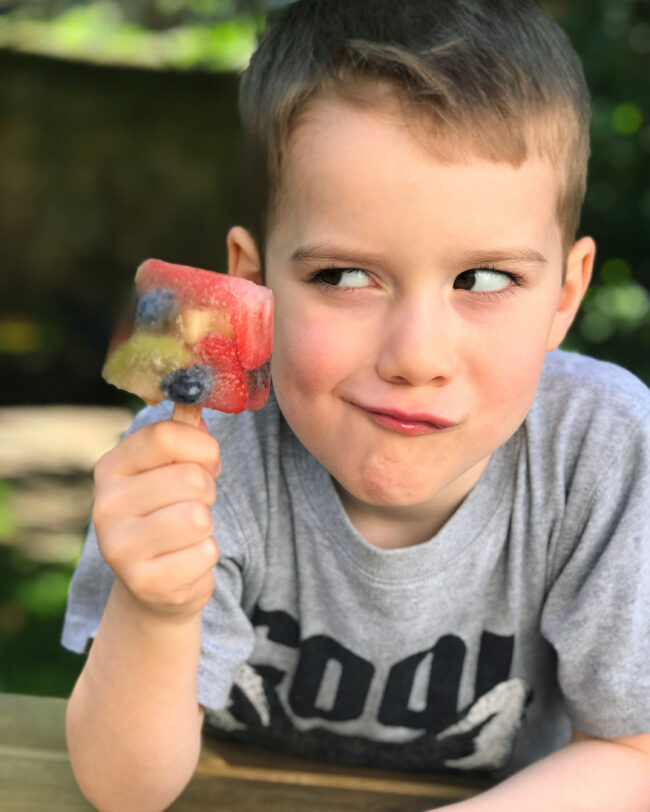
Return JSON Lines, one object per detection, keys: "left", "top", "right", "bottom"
{"left": 349, "top": 401, "right": 458, "bottom": 435}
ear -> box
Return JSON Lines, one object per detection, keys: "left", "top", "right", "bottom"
{"left": 226, "top": 226, "right": 263, "bottom": 285}
{"left": 546, "top": 236, "right": 595, "bottom": 351}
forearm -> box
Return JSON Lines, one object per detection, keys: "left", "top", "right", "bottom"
{"left": 66, "top": 579, "right": 204, "bottom": 812}
{"left": 439, "top": 739, "right": 650, "bottom": 812}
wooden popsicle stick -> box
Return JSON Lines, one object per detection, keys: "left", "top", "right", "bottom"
{"left": 172, "top": 403, "right": 203, "bottom": 426}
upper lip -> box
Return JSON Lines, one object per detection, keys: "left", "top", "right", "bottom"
{"left": 350, "top": 401, "right": 458, "bottom": 428}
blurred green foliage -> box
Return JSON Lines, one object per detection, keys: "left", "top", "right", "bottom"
{"left": 0, "top": 1, "right": 263, "bottom": 69}
{"left": 550, "top": 0, "right": 650, "bottom": 381}
{"left": 0, "top": 480, "right": 15, "bottom": 539}
{"left": 0, "top": 546, "right": 83, "bottom": 695}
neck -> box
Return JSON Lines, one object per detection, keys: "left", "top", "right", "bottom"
{"left": 333, "top": 465, "right": 487, "bottom": 550}
{"left": 334, "top": 482, "right": 462, "bottom": 550}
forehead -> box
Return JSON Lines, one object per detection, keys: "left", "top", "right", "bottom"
{"left": 270, "top": 94, "right": 562, "bottom": 261}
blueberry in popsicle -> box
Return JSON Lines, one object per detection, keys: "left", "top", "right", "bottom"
{"left": 102, "top": 258, "right": 273, "bottom": 425}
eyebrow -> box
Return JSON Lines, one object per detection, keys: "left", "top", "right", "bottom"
{"left": 290, "top": 242, "right": 549, "bottom": 267}
{"left": 456, "top": 247, "right": 549, "bottom": 266}
{"left": 291, "top": 243, "right": 384, "bottom": 266}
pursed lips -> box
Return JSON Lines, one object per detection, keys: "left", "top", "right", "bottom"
{"left": 347, "top": 400, "right": 458, "bottom": 433}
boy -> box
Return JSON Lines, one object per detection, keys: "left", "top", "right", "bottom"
{"left": 62, "top": 1, "right": 650, "bottom": 810}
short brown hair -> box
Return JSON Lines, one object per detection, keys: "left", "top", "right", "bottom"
{"left": 238, "top": 0, "right": 591, "bottom": 263}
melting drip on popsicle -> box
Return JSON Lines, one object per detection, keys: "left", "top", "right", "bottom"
{"left": 102, "top": 259, "right": 274, "bottom": 424}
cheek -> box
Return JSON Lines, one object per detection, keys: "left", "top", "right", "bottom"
{"left": 474, "top": 318, "right": 551, "bottom": 425}
{"left": 271, "top": 303, "right": 356, "bottom": 396}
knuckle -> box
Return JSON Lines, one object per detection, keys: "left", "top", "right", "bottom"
{"left": 187, "top": 502, "right": 213, "bottom": 533}
{"left": 127, "top": 570, "right": 151, "bottom": 602}
{"left": 99, "top": 530, "right": 128, "bottom": 570}
{"left": 91, "top": 491, "right": 115, "bottom": 530}
{"left": 200, "top": 538, "right": 219, "bottom": 567}
{"left": 194, "top": 570, "right": 215, "bottom": 604}
{"left": 91, "top": 497, "right": 107, "bottom": 529}
{"left": 150, "top": 419, "right": 176, "bottom": 453}
{"left": 180, "top": 463, "right": 208, "bottom": 494}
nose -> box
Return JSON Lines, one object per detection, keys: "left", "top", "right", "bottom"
{"left": 376, "top": 295, "right": 458, "bottom": 386}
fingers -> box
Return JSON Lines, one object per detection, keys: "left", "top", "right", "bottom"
{"left": 90, "top": 417, "right": 223, "bottom": 620}
{"left": 92, "top": 462, "right": 217, "bottom": 526}
{"left": 121, "top": 538, "right": 219, "bottom": 617}
{"left": 102, "top": 500, "right": 214, "bottom": 563}
{"left": 145, "top": 539, "right": 219, "bottom": 597}
{"left": 95, "top": 419, "right": 221, "bottom": 483}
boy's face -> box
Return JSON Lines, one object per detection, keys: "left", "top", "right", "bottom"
{"left": 233, "top": 95, "right": 593, "bottom": 527}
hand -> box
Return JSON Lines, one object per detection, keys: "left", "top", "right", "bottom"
{"left": 91, "top": 418, "right": 221, "bottom": 621}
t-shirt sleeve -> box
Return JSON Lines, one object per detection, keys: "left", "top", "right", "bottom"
{"left": 540, "top": 411, "right": 650, "bottom": 738}
{"left": 196, "top": 482, "right": 260, "bottom": 711}
{"left": 61, "top": 518, "right": 115, "bottom": 653}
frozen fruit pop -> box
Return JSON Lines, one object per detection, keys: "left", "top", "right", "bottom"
{"left": 103, "top": 258, "right": 273, "bottom": 425}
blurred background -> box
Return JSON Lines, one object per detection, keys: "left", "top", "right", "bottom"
{"left": 0, "top": 0, "right": 648, "bottom": 698}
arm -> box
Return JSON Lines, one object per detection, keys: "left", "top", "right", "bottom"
{"left": 436, "top": 731, "right": 650, "bottom": 812}
{"left": 67, "top": 583, "right": 205, "bottom": 812}
{"left": 66, "top": 418, "right": 221, "bottom": 812}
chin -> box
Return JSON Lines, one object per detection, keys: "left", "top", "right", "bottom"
{"left": 340, "top": 459, "right": 439, "bottom": 508}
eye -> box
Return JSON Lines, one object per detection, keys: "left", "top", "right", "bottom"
{"left": 311, "top": 267, "right": 371, "bottom": 287}
{"left": 453, "top": 268, "right": 514, "bottom": 293}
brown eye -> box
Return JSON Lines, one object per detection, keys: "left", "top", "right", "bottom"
{"left": 314, "top": 268, "right": 370, "bottom": 287}
{"left": 454, "top": 270, "right": 477, "bottom": 291}
{"left": 319, "top": 268, "right": 345, "bottom": 285}
{"left": 454, "top": 269, "right": 512, "bottom": 293}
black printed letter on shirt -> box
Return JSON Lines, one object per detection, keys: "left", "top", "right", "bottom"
{"left": 378, "top": 635, "right": 465, "bottom": 732}
{"left": 288, "top": 635, "right": 375, "bottom": 722}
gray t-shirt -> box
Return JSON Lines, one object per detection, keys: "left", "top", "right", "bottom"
{"left": 62, "top": 349, "right": 650, "bottom": 778}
